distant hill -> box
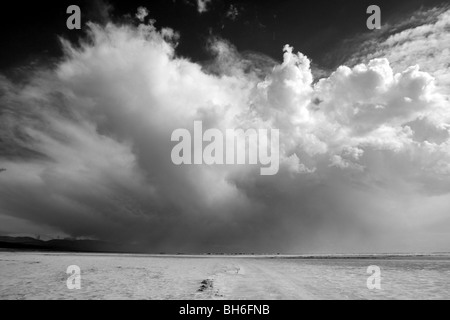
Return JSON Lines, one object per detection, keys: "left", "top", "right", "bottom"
{"left": 0, "top": 236, "right": 132, "bottom": 253}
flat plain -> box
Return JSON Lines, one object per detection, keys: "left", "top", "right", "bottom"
{"left": 0, "top": 252, "right": 449, "bottom": 300}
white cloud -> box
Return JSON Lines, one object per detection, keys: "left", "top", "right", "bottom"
{"left": 196, "top": 0, "right": 212, "bottom": 14}
{"left": 136, "top": 7, "right": 149, "bottom": 22}
{"left": 226, "top": 5, "right": 239, "bottom": 21}
{"left": 0, "top": 9, "right": 449, "bottom": 252}
{"left": 345, "top": 6, "right": 450, "bottom": 94}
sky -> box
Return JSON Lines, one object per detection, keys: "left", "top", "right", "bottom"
{"left": 0, "top": 0, "right": 449, "bottom": 254}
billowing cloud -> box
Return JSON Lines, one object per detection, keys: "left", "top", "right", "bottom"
{"left": 226, "top": 5, "right": 240, "bottom": 21}
{"left": 344, "top": 5, "right": 450, "bottom": 92}
{"left": 0, "top": 7, "right": 449, "bottom": 253}
{"left": 196, "top": 0, "right": 212, "bottom": 14}
{"left": 136, "top": 7, "right": 149, "bottom": 22}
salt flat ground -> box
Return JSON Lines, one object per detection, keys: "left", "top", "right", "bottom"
{"left": 0, "top": 252, "right": 449, "bottom": 300}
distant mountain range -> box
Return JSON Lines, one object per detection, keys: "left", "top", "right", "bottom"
{"left": 0, "top": 236, "right": 131, "bottom": 253}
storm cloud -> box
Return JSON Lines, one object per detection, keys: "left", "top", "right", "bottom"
{"left": 0, "top": 6, "right": 449, "bottom": 253}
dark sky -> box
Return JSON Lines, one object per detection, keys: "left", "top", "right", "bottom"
{"left": 0, "top": 0, "right": 446, "bottom": 72}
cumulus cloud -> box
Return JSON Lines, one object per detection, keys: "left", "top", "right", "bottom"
{"left": 0, "top": 7, "right": 449, "bottom": 253}
{"left": 135, "top": 7, "right": 149, "bottom": 22}
{"left": 344, "top": 5, "right": 450, "bottom": 93}
{"left": 196, "top": 0, "right": 212, "bottom": 14}
{"left": 226, "top": 5, "right": 240, "bottom": 21}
